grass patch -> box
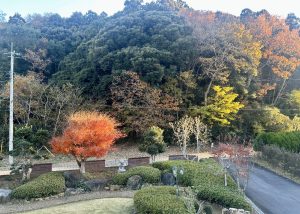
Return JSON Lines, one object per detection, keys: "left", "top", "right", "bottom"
{"left": 23, "top": 198, "right": 134, "bottom": 214}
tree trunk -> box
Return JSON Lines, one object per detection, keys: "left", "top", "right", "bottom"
{"left": 273, "top": 78, "right": 287, "bottom": 106}
{"left": 224, "top": 171, "right": 228, "bottom": 187}
{"left": 53, "top": 105, "right": 63, "bottom": 136}
{"left": 80, "top": 161, "right": 86, "bottom": 174}
{"left": 204, "top": 79, "right": 213, "bottom": 106}
{"left": 182, "top": 137, "right": 187, "bottom": 158}
{"left": 196, "top": 136, "right": 200, "bottom": 153}
{"left": 75, "top": 158, "right": 86, "bottom": 174}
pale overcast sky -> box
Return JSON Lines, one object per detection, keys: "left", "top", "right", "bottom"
{"left": 0, "top": 0, "right": 298, "bottom": 19}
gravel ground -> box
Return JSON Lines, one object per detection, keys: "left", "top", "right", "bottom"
{"left": 0, "top": 191, "right": 135, "bottom": 214}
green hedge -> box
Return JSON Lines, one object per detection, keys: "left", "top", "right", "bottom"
{"left": 11, "top": 172, "right": 65, "bottom": 199}
{"left": 134, "top": 186, "right": 189, "bottom": 214}
{"left": 254, "top": 131, "right": 300, "bottom": 152}
{"left": 152, "top": 159, "right": 236, "bottom": 188}
{"left": 195, "top": 184, "right": 251, "bottom": 210}
{"left": 113, "top": 166, "right": 161, "bottom": 185}
{"left": 152, "top": 159, "right": 250, "bottom": 210}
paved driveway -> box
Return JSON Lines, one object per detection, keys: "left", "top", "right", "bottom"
{"left": 246, "top": 165, "right": 300, "bottom": 214}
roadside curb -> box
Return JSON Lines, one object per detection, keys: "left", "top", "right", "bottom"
{"left": 245, "top": 196, "right": 264, "bottom": 214}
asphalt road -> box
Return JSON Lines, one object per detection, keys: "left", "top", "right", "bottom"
{"left": 245, "top": 165, "right": 300, "bottom": 214}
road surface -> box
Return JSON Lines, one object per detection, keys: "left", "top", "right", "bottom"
{"left": 246, "top": 164, "right": 300, "bottom": 214}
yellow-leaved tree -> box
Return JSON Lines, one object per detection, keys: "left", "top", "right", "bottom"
{"left": 190, "top": 86, "right": 244, "bottom": 125}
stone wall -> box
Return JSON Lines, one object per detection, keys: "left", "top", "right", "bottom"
{"left": 31, "top": 163, "right": 52, "bottom": 177}
{"left": 85, "top": 160, "right": 105, "bottom": 172}
{"left": 128, "top": 157, "right": 150, "bottom": 167}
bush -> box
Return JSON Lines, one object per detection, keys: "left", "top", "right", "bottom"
{"left": 134, "top": 186, "right": 189, "bottom": 214}
{"left": 195, "top": 184, "right": 251, "bottom": 210}
{"left": 152, "top": 159, "right": 250, "bottom": 210}
{"left": 113, "top": 166, "right": 161, "bottom": 185}
{"left": 152, "top": 159, "right": 236, "bottom": 187}
{"left": 260, "top": 145, "right": 300, "bottom": 177}
{"left": 139, "top": 126, "right": 166, "bottom": 161}
{"left": 11, "top": 172, "right": 65, "bottom": 199}
{"left": 254, "top": 131, "right": 300, "bottom": 152}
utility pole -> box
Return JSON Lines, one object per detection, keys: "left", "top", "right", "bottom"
{"left": 8, "top": 43, "right": 15, "bottom": 165}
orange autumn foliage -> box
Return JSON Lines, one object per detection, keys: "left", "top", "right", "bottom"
{"left": 247, "top": 14, "right": 300, "bottom": 79}
{"left": 51, "top": 111, "right": 123, "bottom": 162}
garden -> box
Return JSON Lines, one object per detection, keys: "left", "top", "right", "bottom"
{"left": 0, "top": 159, "right": 251, "bottom": 213}
{"left": 2, "top": 0, "right": 300, "bottom": 213}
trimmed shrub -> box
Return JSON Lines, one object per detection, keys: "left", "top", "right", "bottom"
{"left": 152, "top": 159, "right": 236, "bottom": 188}
{"left": 139, "top": 126, "right": 166, "bottom": 161}
{"left": 11, "top": 172, "right": 65, "bottom": 199}
{"left": 195, "top": 184, "right": 251, "bottom": 210}
{"left": 254, "top": 131, "right": 300, "bottom": 152}
{"left": 152, "top": 159, "right": 250, "bottom": 210}
{"left": 134, "top": 186, "right": 189, "bottom": 214}
{"left": 113, "top": 166, "right": 161, "bottom": 185}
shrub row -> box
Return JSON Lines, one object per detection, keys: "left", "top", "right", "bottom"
{"left": 195, "top": 184, "right": 251, "bottom": 210}
{"left": 152, "top": 159, "right": 236, "bottom": 188}
{"left": 113, "top": 166, "right": 161, "bottom": 185}
{"left": 254, "top": 131, "right": 300, "bottom": 152}
{"left": 152, "top": 159, "right": 250, "bottom": 210}
{"left": 11, "top": 172, "right": 65, "bottom": 199}
{"left": 134, "top": 186, "right": 189, "bottom": 214}
{"left": 260, "top": 145, "right": 300, "bottom": 177}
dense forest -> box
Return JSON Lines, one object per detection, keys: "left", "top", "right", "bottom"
{"left": 1, "top": 0, "right": 300, "bottom": 151}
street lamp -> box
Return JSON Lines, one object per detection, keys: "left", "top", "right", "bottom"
{"left": 172, "top": 166, "right": 184, "bottom": 198}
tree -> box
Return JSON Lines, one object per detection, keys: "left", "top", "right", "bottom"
{"left": 169, "top": 115, "right": 193, "bottom": 157}
{"left": 192, "top": 117, "right": 210, "bottom": 153}
{"left": 244, "top": 13, "right": 300, "bottom": 105}
{"left": 2, "top": 73, "right": 82, "bottom": 134}
{"left": 24, "top": 48, "right": 51, "bottom": 76}
{"left": 183, "top": 10, "right": 262, "bottom": 105}
{"left": 49, "top": 83, "right": 82, "bottom": 135}
{"left": 190, "top": 86, "right": 244, "bottom": 126}
{"left": 213, "top": 143, "right": 253, "bottom": 193}
{"left": 110, "top": 71, "right": 178, "bottom": 135}
{"left": 140, "top": 126, "right": 166, "bottom": 162}
{"left": 0, "top": 10, "right": 6, "bottom": 23}
{"left": 10, "top": 126, "right": 37, "bottom": 181}
{"left": 8, "top": 13, "right": 25, "bottom": 25}
{"left": 5, "top": 72, "right": 45, "bottom": 125}
{"left": 51, "top": 111, "right": 123, "bottom": 173}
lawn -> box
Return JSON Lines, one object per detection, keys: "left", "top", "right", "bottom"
{"left": 24, "top": 198, "right": 134, "bottom": 214}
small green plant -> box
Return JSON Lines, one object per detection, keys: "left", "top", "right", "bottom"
{"left": 113, "top": 166, "right": 160, "bottom": 185}
{"left": 11, "top": 172, "right": 65, "bottom": 199}
{"left": 134, "top": 186, "right": 190, "bottom": 214}
{"left": 139, "top": 126, "right": 166, "bottom": 162}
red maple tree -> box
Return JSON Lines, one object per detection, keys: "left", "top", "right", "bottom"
{"left": 51, "top": 111, "right": 123, "bottom": 173}
{"left": 213, "top": 143, "right": 253, "bottom": 192}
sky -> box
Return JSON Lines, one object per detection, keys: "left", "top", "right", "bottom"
{"left": 0, "top": 0, "right": 299, "bottom": 19}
